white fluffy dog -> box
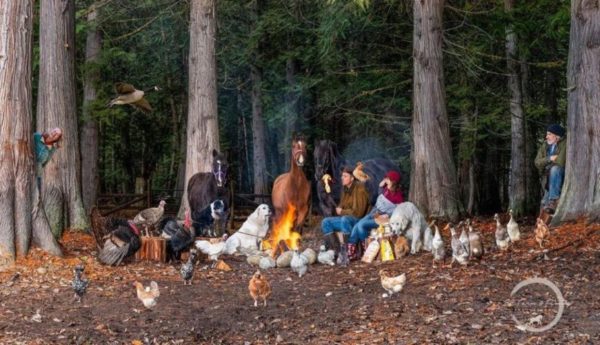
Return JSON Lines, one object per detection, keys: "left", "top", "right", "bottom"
{"left": 225, "top": 204, "right": 271, "bottom": 255}
{"left": 389, "top": 202, "right": 432, "bottom": 254}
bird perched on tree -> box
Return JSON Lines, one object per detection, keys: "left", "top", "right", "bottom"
{"left": 108, "top": 82, "right": 159, "bottom": 114}
{"left": 72, "top": 264, "right": 89, "bottom": 303}
{"left": 133, "top": 200, "right": 166, "bottom": 237}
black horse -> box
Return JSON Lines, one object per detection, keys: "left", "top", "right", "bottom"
{"left": 313, "top": 139, "right": 400, "bottom": 216}
{"left": 187, "top": 149, "right": 230, "bottom": 236}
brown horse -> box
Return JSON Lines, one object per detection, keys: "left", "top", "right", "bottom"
{"left": 271, "top": 136, "right": 311, "bottom": 234}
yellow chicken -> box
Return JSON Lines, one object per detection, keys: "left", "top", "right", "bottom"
{"left": 134, "top": 281, "right": 160, "bottom": 309}
{"left": 379, "top": 270, "right": 406, "bottom": 297}
{"left": 535, "top": 218, "right": 550, "bottom": 249}
{"left": 352, "top": 162, "right": 369, "bottom": 182}
{"left": 248, "top": 270, "right": 271, "bottom": 307}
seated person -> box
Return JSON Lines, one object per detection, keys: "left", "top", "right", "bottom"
{"left": 320, "top": 166, "right": 370, "bottom": 267}
{"left": 34, "top": 127, "right": 62, "bottom": 191}
{"left": 347, "top": 170, "right": 404, "bottom": 260}
{"left": 534, "top": 124, "right": 566, "bottom": 214}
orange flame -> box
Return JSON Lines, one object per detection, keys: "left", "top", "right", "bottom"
{"left": 264, "top": 203, "right": 301, "bottom": 254}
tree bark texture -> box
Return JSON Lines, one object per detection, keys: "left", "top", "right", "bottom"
{"left": 37, "top": 0, "right": 88, "bottom": 236}
{"left": 409, "top": 0, "right": 462, "bottom": 220}
{"left": 251, "top": 65, "right": 268, "bottom": 195}
{"left": 179, "top": 0, "right": 220, "bottom": 215}
{"left": 0, "top": 0, "right": 61, "bottom": 266}
{"left": 554, "top": 0, "right": 600, "bottom": 223}
{"left": 80, "top": 3, "right": 102, "bottom": 212}
{"left": 283, "top": 57, "right": 299, "bottom": 169}
{"left": 505, "top": 0, "right": 527, "bottom": 216}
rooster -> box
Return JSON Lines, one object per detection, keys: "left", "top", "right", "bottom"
{"left": 160, "top": 209, "right": 195, "bottom": 262}
{"left": 248, "top": 270, "right": 271, "bottom": 307}
{"left": 379, "top": 270, "right": 406, "bottom": 297}
{"left": 91, "top": 208, "right": 142, "bottom": 266}
{"left": 133, "top": 200, "right": 166, "bottom": 237}
{"left": 180, "top": 249, "right": 198, "bottom": 285}
{"left": 134, "top": 281, "right": 160, "bottom": 309}
{"left": 72, "top": 264, "right": 89, "bottom": 303}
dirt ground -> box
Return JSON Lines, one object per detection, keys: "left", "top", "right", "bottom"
{"left": 1, "top": 215, "right": 599, "bottom": 345}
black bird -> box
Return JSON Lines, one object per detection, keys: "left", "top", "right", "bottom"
{"left": 72, "top": 264, "right": 89, "bottom": 303}
{"left": 180, "top": 249, "right": 198, "bottom": 285}
{"left": 160, "top": 209, "right": 196, "bottom": 262}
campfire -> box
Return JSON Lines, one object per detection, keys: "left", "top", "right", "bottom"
{"left": 263, "top": 203, "right": 301, "bottom": 257}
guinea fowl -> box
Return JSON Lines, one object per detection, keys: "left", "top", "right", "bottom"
{"left": 507, "top": 209, "right": 521, "bottom": 242}
{"left": 90, "top": 207, "right": 142, "bottom": 265}
{"left": 108, "top": 82, "right": 159, "bottom": 114}
{"left": 159, "top": 209, "right": 195, "bottom": 262}
{"left": 133, "top": 200, "right": 166, "bottom": 237}
{"left": 494, "top": 213, "right": 510, "bottom": 251}
{"left": 72, "top": 264, "right": 89, "bottom": 303}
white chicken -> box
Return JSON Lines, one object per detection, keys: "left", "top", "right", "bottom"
{"left": 449, "top": 224, "right": 469, "bottom": 267}
{"left": 290, "top": 249, "right": 309, "bottom": 278}
{"left": 423, "top": 220, "right": 434, "bottom": 252}
{"left": 494, "top": 213, "right": 510, "bottom": 251}
{"left": 379, "top": 270, "right": 406, "bottom": 297}
{"left": 507, "top": 209, "right": 521, "bottom": 242}
{"left": 317, "top": 245, "right": 335, "bottom": 266}
{"left": 431, "top": 225, "right": 446, "bottom": 267}
{"left": 195, "top": 237, "right": 227, "bottom": 267}
{"left": 458, "top": 222, "right": 471, "bottom": 256}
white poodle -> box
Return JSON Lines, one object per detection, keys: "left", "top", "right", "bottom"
{"left": 389, "top": 202, "right": 432, "bottom": 254}
{"left": 225, "top": 204, "right": 271, "bottom": 255}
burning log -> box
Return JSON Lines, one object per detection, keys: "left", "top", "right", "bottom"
{"left": 264, "top": 203, "right": 302, "bottom": 258}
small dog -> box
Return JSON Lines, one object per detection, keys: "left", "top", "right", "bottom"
{"left": 192, "top": 199, "right": 226, "bottom": 237}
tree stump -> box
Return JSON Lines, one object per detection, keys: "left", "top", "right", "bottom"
{"left": 135, "top": 237, "right": 167, "bottom": 262}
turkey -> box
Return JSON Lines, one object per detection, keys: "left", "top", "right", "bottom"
{"left": 159, "top": 209, "right": 196, "bottom": 262}
{"left": 90, "top": 208, "right": 141, "bottom": 266}
{"left": 133, "top": 200, "right": 166, "bottom": 237}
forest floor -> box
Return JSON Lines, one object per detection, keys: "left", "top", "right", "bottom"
{"left": 0, "top": 214, "right": 599, "bottom": 345}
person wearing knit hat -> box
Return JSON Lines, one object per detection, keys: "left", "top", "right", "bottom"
{"left": 346, "top": 170, "right": 405, "bottom": 261}
{"left": 534, "top": 124, "right": 567, "bottom": 214}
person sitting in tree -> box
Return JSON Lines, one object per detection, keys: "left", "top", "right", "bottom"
{"left": 534, "top": 124, "right": 566, "bottom": 214}
{"left": 34, "top": 127, "right": 62, "bottom": 191}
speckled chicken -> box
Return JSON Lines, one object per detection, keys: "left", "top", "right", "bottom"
{"left": 180, "top": 249, "right": 198, "bottom": 285}
{"left": 535, "top": 218, "right": 550, "bottom": 249}
{"left": 134, "top": 281, "right": 160, "bottom": 309}
{"left": 72, "top": 264, "right": 89, "bottom": 303}
{"left": 507, "top": 209, "right": 521, "bottom": 242}
{"left": 291, "top": 249, "right": 309, "bottom": 278}
{"left": 248, "top": 270, "right": 272, "bottom": 307}
{"left": 317, "top": 245, "right": 335, "bottom": 266}
{"left": 449, "top": 224, "right": 469, "bottom": 266}
{"left": 379, "top": 270, "right": 406, "bottom": 297}
{"left": 494, "top": 213, "right": 510, "bottom": 251}
{"left": 431, "top": 225, "right": 446, "bottom": 267}
{"left": 466, "top": 219, "right": 484, "bottom": 260}
{"left": 133, "top": 200, "right": 166, "bottom": 236}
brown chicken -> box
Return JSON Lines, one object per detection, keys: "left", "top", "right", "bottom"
{"left": 352, "top": 161, "right": 369, "bottom": 182}
{"left": 394, "top": 235, "right": 410, "bottom": 258}
{"left": 248, "top": 270, "right": 271, "bottom": 307}
{"left": 134, "top": 281, "right": 160, "bottom": 309}
{"left": 535, "top": 218, "right": 550, "bottom": 249}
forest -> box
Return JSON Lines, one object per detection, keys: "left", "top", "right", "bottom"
{"left": 1, "top": 0, "right": 599, "bottom": 344}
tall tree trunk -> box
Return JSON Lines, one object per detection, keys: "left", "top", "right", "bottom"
{"left": 179, "top": 0, "right": 220, "bottom": 216}
{"left": 553, "top": 0, "right": 600, "bottom": 223}
{"left": 251, "top": 65, "right": 268, "bottom": 195}
{"left": 37, "top": 0, "right": 87, "bottom": 236}
{"left": 80, "top": 2, "right": 102, "bottom": 212}
{"left": 505, "top": 0, "right": 527, "bottom": 216}
{"left": 409, "top": 0, "right": 462, "bottom": 220}
{"left": 0, "top": 0, "right": 61, "bottom": 267}
{"left": 283, "top": 57, "right": 299, "bottom": 168}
